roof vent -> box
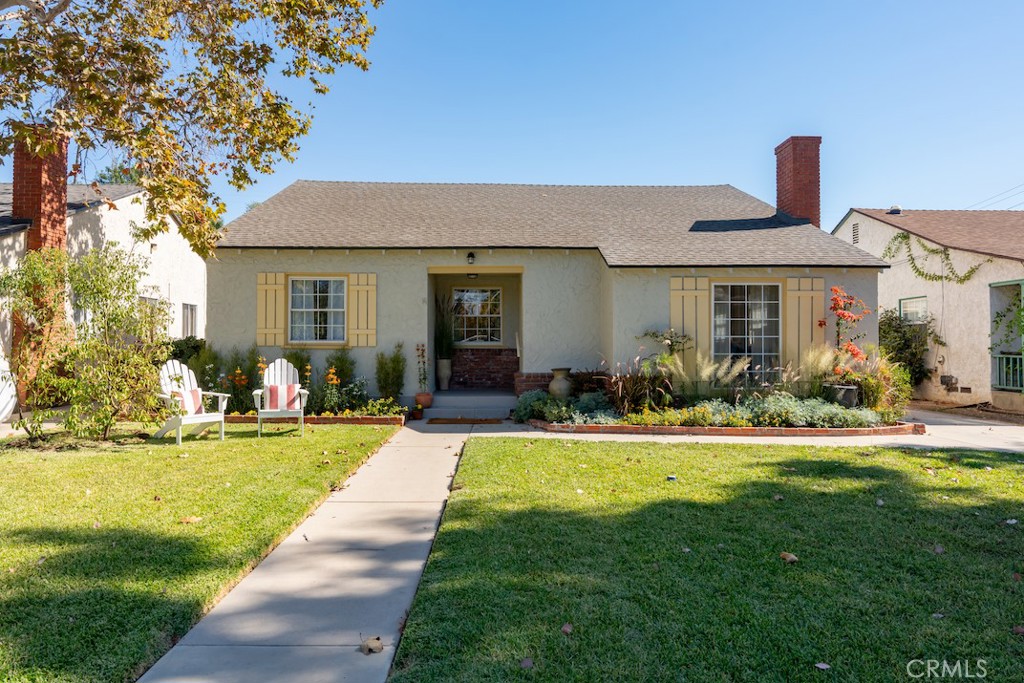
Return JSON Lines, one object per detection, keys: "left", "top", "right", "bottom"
{"left": 887, "top": 205, "right": 903, "bottom": 215}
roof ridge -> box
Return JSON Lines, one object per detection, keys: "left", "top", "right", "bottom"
{"left": 291, "top": 179, "right": 739, "bottom": 189}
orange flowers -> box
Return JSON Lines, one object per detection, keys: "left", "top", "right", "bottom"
{"left": 827, "top": 285, "right": 871, "bottom": 349}
{"left": 325, "top": 366, "right": 341, "bottom": 385}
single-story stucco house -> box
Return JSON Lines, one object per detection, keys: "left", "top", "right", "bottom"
{"left": 834, "top": 206, "right": 1024, "bottom": 411}
{"left": 1, "top": 139, "right": 207, "bottom": 356}
{"left": 207, "top": 136, "right": 886, "bottom": 401}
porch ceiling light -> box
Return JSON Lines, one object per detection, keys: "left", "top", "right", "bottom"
{"left": 467, "top": 251, "right": 476, "bottom": 265}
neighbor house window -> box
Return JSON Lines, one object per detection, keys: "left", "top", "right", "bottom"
{"left": 899, "top": 296, "right": 927, "bottom": 323}
{"left": 289, "top": 277, "right": 346, "bottom": 343}
{"left": 712, "top": 284, "right": 781, "bottom": 375}
{"left": 182, "top": 303, "right": 197, "bottom": 337}
{"left": 453, "top": 288, "right": 502, "bottom": 344}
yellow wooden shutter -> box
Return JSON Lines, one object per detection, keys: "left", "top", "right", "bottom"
{"left": 784, "top": 277, "right": 826, "bottom": 366}
{"left": 347, "top": 273, "right": 377, "bottom": 347}
{"left": 256, "top": 273, "right": 286, "bottom": 346}
{"left": 669, "top": 276, "right": 710, "bottom": 378}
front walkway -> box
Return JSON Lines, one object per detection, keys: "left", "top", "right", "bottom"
{"left": 139, "top": 423, "right": 473, "bottom": 683}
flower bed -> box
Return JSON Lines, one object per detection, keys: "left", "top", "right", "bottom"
{"left": 528, "top": 419, "right": 926, "bottom": 437}
{"left": 225, "top": 414, "right": 405, "bottom": 426}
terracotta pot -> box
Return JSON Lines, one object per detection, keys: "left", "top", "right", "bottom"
{"left": 415, "top": 392, "right": 434, "bottom": 408}
{"left": 436, "top": 358, "right": 452, "bottom": 391}
{"left": 409, "top": 409, "right": 424, "bottom": 420}
{"left": 548, "top": 367, "right": 572, "bottom": 399}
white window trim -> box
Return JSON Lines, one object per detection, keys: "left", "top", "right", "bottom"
{"left": 710, "top": 282, "right": 783, "bottom": 370}
{"left": 287, "top": 276, "right": 348, "bottom": 345}
{"left": 182, "top": 303, "right": 198, "bottom": 338}
{"left": 899, "top": 296, "right": 928, "bottom": 323}
{"left": 452, "top": 285, "right": 504, "bottom": 346}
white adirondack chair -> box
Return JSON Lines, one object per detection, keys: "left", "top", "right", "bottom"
{"left": 155, "top": 359, "right": 229, "bottom": 445}
{"left": 253, "top": 358, "right": 309, "bottom": 437}
{"left": 0, "top": 353, "right": 17, "bottom": 426}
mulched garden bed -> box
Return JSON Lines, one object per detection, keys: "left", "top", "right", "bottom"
{"left": 528, "top": 419, "right": 926, "bottom": 437}
{"left": 225, "top": 415, "right": 405, "bottom": 426}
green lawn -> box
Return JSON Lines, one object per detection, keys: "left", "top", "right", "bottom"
{"left": 393, "top": 438, "right": 1024, "bottom": 682}
{"left": 0, "top": 423, "right": 396, "bottom": 683}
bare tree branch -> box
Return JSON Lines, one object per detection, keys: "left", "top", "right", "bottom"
{"left": 0, "top": 0, "right": 70, "bottom": 23}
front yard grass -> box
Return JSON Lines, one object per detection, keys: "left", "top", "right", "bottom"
{"left": 0, "top": 423, "right": 396, "bottom": 683}
{"left": 393, "top": 438, "right": 1024, "bottom": 681}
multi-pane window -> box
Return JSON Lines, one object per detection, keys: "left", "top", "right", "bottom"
{"left": 453, "top": 288, "right": 502, "bottom": 344}
{"left": 182, "top": 303, "right": 198, "bottom": 337}
{"left": 289, "top": 277, "right": 346, "bottom": 343}
{"left": 899, "top": 297, "right": 927, "bottom": 323}
{"left": 713, "top": 284, "right": 781, "bottom": 375}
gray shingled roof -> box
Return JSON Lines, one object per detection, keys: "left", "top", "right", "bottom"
{"left": 220, "top": 181, "right": 887, "bottom": 268}
{"left": 0, "top": 183, "right": 142, "bottom": 233}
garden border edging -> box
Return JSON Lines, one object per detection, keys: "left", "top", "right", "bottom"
{"left": 226, "top": 415, "right": 405, "bottom": 426}
{"left": 528, "top": 419, "right": 926, "bottom": 437}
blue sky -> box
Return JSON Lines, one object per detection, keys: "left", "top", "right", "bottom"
{"left": 14, "top": 1, "right": 1024, "bottom": 230}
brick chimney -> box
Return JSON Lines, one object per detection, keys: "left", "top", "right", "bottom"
{"left": 774, "top": 135, "right": 821, "bottom": 228}
{"left": 12, "top": 130, "right": 69, "bottom": 251}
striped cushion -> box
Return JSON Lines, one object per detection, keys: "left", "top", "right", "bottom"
{"left": 173, "top": 389, "right": 204, "bottom": 416}
{"left": 267, "top": 384, "right": 301, "bottom": 411}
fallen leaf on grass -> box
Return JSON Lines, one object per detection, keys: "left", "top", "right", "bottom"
{"left": 36, "top": 556, "right": 46, "bottom": 566}
{"left": 1013, "top": 626, "right": 1024, "bottom": 636}
{"left": 815, "top": 662, "right": 831, "bottom": 670}
{"left": 153, "top": 495, "right": 162, "bottom": 502}
{"left": 321, "top": 459, "right": 331, "bottom": 465}
{"left": 773, "top": 494, "right": 784, "bottom": 501}
{"left": 179, "top": 516, "right": 202, "bottom": 524}
{"left": 933, "top": 545, "right": 945, "bottom": 555}
{"left": 876, "top": 498, "right": 885, "bottom": 507}
{"left": 561, "top": 622, "right": 573, "bottom": 635}
{"left": 1006, "top": 519, "right": 1019, "bottom": 525}
{"left": 924, "top": 467, "right": 936, "bottom": 476}
{"left": 360, "top": 636, "right": 384, "bottom": 654}
{"left": 520, "top": 658, "right": 534, "bottom": 669}
{"left": 1013, "top": 573, "right": 1021, "bottom": 582}
{"left": 92, "top": 521, "right": 101, "bottom": 529}
{"left": 780, "top": 552, "right": 799, "bottom": 564}
{"left": 932, "top": 613, "right": 944, "bottom": 619}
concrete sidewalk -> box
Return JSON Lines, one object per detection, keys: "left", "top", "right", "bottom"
{"left": 139, "top": 423, "right": 472, "bottom": 683}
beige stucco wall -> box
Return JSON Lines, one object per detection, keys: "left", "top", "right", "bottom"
{"left": 206, "top": 248, "right": 607, "bottom": 397}
{"left": 207, "top": 246, "right": 880, "bottom": 398}
{"left": 67, "top": 193, "right": 207, "bottom": 339}
{"left": 835, "top": 212, "right": 1024, "bottom": 404}
{"left": 607, "top": 266, "right": 880, "bottom": 366}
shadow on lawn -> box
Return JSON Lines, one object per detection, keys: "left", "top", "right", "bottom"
{"left": 392, "top": 448, "right": 1024, "bottom": 682}
{"left": 0, "top": 526, "right": 218, "bottom": 682}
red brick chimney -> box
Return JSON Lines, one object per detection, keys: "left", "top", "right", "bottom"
{"left": 12, "top": 130, "right": 69, "bottom": 251}
{"left": 774, "top": 135, "right": 821, "bottom": 228}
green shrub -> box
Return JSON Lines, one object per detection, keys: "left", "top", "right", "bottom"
{"left": 513, "top": 390, "right": 549, "bottom": 422}
{"left": 878, "top": 308, "right": 943, "bottom": 386}
{"left": 170, "top": 336, "right": 205, "bottom": 363}
{"left": 569, "top": 369, "right": 606, "bottom": 395}
{"left": 375, "top": 342, "right": 407, "bottom": 399}
{"left": 283, "top": 349, "right": 312, "bottom": 386}
{"left": 561, "top": 410, "right": 620, "bottom": 425}
{"left": 325, "top": 348, "right": 357, "bottom": 386}
{"left": 606, "top": 357, "right": 670, "bottom": 414}
{"left": 575, "top": 391, "right": 612, "bottom": 414}
{"left": 741, "top": 394, "right": 879, "bottom": 428}
{"left": 358, "top": 397, "right": 408, "bottom": 416}
{"left": 540, "top": 397, "right": 575, "bottom": 423}
{"left": 187, "top": 345, "right": 223, "bottom": 391}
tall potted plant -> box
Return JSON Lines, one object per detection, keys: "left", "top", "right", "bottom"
{"left": 414, "top": 343, "right": 433, "bottom": 407}
{"left": 434, "top": 295, "right": 455, "bottom": 391}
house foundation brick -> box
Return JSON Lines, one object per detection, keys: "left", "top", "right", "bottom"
{"left": 514, "top": 371, "right": 554, "bottom": 395}
{"left": 451, "top": 347, "right": 519, "bottom": 390}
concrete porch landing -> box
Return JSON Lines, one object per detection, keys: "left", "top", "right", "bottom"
{"left": 138, "top": 423, "right": 471, "bottom": 683}
{"left": 422, "top": 390, "right": 517, "bottom": 420}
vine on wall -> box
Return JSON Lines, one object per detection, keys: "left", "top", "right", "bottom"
{"left": 881, "top": 231, "right": 990, "bottom": 284}
{"left": 991, "top": 292, "right": 1024, "bottom": 353}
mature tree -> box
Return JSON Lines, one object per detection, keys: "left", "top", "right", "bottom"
{"left": 94, "top": 158, "right": 144, "bottom": 184}
{"left": 0, "top": 0, "right": 381, "bottom": 256}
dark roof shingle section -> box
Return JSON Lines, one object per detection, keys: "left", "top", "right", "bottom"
{"left": 221, "top": 181, "right": 886, "bottom": 268}
{"left": 852, "top": 208, "right": 1024, "bottom": 262}
{"left": 0, "top": 183, "right": 142, "bottom": 231}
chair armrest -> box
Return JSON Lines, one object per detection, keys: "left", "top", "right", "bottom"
{"left": 299, "top": 388, "right": 310, "bottom": 410}
{"left": 203, "top": 391, "right": 230, "bottom": 413}
{"left": 252, "top": 389, "right": 264, "bottom": 411}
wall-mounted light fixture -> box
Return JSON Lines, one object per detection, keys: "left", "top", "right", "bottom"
{"left": 467, "top": 251, "right": 476, "bottom": 265}
{"left": 467, "top": 273, "right": 479, "bottom": 280}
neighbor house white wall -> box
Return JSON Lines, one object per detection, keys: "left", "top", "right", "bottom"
{"left": 66, "top": 193, "right": 207, "bottom": 339}
{"left": 835, "top": 211, "right": 1024, "bottom": 404}
{"left": 0, "top": 229, "right": 28, "bottom": 356}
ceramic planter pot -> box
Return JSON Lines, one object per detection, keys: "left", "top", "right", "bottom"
{"left": 824, "top": 383, "right": 859, "bottom": 408}
{"left": 436, "top": 358, "right": 452, "bottom": 391}
{"left": 415, "top": 392, "right": 434, "bottom": 408}
{"left": 548, "top": 367, "right": 572, "bottom": 399}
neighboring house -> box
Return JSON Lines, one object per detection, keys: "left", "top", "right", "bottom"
{"left": 833, "top": 208, "right": 1024, "bottom": 411}
{"left": 0, "top": 140, "right": 206, "bottom": 357}
{"left": 208, "top": 136, "right": 886, "bottom": 400}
